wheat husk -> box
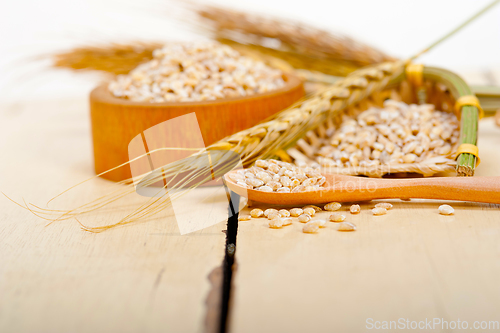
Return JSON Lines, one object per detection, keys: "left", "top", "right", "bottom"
{"left": 52, "top": 42, "right": 163, "bottom": 75}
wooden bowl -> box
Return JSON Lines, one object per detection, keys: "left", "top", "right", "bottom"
{"left": 90, "top": 74, "right": 304, "bottom": 181}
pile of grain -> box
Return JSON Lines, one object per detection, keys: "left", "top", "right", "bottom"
{"left": 310, "top": 100, "right": 459, "bottom": 168}
{"left": 228, "top": 159, "right": 326, "bottom": 193}
{"left": 108, "top": 42, "right": 286, "bottom": 103}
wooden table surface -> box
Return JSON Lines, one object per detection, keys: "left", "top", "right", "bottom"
{"left": 0, "top": 99, "right": 227, "bottom": 333}
{"left": 231, "top": 119, "right": 500, "bottom": 333}
{"left": 1, "top": 97, "right": 500, "bottom": 333}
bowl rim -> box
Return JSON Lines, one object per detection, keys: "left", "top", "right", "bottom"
{"left": 91, "top": 73, "right": 303, "bottom": 108}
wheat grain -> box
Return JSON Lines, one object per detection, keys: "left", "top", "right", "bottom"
{"left": 337, "top": 222, "right": 357, "bottom": 232}
{"left": 309, "top": 219, "right": 327, "bottom": 228}
{"left": 250, "top": 208, "right": 264, "bottom": 218}
{"left": 109, "top": 42, "right": 285, "bottom": 102}
{"left": 303, "top": 207, "right": 315, "bottom": 217}
{"left": 302, "top": 222, "right": 320, "bottom": 233}
{"left": 298, "top": 214, "right": 312, "bottom": 223}
{"left": 308, "top": 100, "right": 459, "bottom": 169}
{"left": 372, "top": 207, "right": 387, "bottom": 215}
{"left": 350, "top": 204, "right": 360, "bottom": 214}
{"left": 251, "top": 159, "right": 325, "bottom": 193}
{"left": 329, "top": 213, "right": 346, "bottom": 222}
{"left": 375, "top": 202, "right": 393, "bottom": 210}
{"left": 238, "top": 215, "right": 251, "bottom": 221}
{"left": 324, "top": 202, "right": 341, "bottom": 211}
{"left": 302, "top": 205, "right": 322, "bottom": 212}
{"left": 278, "top": 209, "right": 290, "bottom": 218}
{"left": 264, "top": 208, "right": 279, "bottom": 217}
{"left": 290, "top": 208, "right": 303, "bottom": 217}
{"left": 438, "top": 204, "right": 454, "bottom": 215}
{"left": 269, "top": 218, "right": 284, "bottom": 228}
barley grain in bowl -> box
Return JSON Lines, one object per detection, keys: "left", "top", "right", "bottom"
{"left": 90, "top": 44, "right": 304, "bottom": 182}
{"left": 108, "top": 41, "right": 286, "bottom": 103}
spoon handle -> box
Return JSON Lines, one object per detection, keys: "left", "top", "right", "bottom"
{"left": 352, "top": 176, "right": 500, "bottom": 204}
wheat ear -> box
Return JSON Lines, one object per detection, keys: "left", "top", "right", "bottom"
{"left": 208, "top": 61, "right": 405, "bottom": 166}
{"left": 196, "top": 5, "right": 394, "bottom": 67}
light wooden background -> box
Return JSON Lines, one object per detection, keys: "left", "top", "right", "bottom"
{"left": 0, "top": 99, "right": 228, "bottom": 333}
{"left": 1, "top": 98, "right": 500, "bottom": 333}
{"left": 230, "top": 119, "right": 500, "bottom": 333}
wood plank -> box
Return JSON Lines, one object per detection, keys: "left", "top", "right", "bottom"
{"left": 230, "top": 118, "right": 500, "bottom": 333}
{"left": 0, "top": 99, "right": 227, "bottom": 333}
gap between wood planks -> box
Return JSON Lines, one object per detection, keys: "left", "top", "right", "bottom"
{"left": 204, "top": 190, "right": 240, "bottom": 333}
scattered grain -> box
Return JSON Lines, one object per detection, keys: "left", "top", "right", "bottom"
{"left": 375, "top": 202, "right": 393, "bottom": 210}
{"left": 309, "top": 219, "right": 327, "bottom": 228}
{"left": 278, "top": 209, "right": 290, "bottom": 217}
{"left": 298, "top": 214, "right": 312, "bottom": 223}
{"left": 303, "top": 207, "right": 316, "bottom": 217}
{"left": 302, "top": 222, "right": 320, "bottom": 233}
{"left": 267, "top": 211, "right": 281, "bottom": 220}
{"left": 250, "top": 208, "right": 264, "bottom": 218}
{"left": 264, "top": 208, "right": 278, "bottom": 217}
{"left": 329, "top": 213, "right": 346, "bottom": 222}
{"left": 324, "top": 202, "right": 342, "bottom": 211}
{"left": 269, "top": 218, "right": 284, "bottom": 228}
{"left": 372, "top": 207, "right": 387, "bottom": 215}
{"left": 303, "top": 205, "right": 322, "bottom": 212}
{"left": 438, "top": 204, "right": 454, "bottom": 215}
{"left": 337, "top": 222, "right": 357, "bottom": 232}
{"left": 289, "top": 208, "right": 304, "bottom": 217}
{"left": 350, "top": 204, "right": 360, "bottom": 214}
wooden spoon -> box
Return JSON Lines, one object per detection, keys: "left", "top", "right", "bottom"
{"left": 224, "top": 171, "right": 500, "bottom": 205}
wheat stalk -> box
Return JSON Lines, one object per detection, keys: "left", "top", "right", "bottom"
{"left": 51, "top": 5, "right": 394, "bottom": 78}
{"left": 216, "top": 38, "right": 361, "bottom": 77}
{"left": 52, "top": 42, "right": 163, "bottom": 75}
{"left": 196, "top": 5, "right": 395, "bottom": 68}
